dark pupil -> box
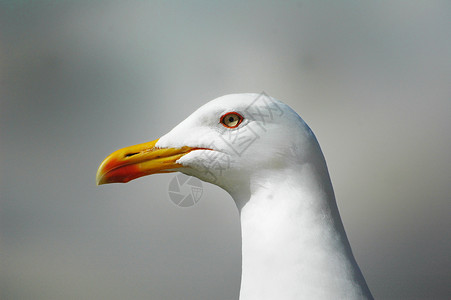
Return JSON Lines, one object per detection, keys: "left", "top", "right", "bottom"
{"left": 228, "top": 116, "right": 235, "bottom": 122}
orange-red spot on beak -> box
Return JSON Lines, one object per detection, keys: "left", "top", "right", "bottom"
{"left": 99, "top": 162, "right": 143, "bottom": 184}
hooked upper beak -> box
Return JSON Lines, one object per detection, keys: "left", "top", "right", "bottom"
{"left": 96, "top": 138, "right": 198, "bottom": 185}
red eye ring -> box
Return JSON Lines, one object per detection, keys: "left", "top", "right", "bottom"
{"left": 220, "top": 112, "right": 244, "bottom": 128}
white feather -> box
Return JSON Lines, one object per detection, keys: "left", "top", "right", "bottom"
{"left": 157, "top": 93, "right": 373, "bottom": 299}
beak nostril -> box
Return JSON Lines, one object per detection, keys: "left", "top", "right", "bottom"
{"left": 125, "top": 152, "right": 140, "bottom": 158}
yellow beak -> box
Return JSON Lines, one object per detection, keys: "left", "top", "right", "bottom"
{"left": 96, "top": 138, "right": 197, "bottom": 185}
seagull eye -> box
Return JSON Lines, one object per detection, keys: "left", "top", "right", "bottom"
{"left": 220, "top": 112, "right": 243, "bottom": 128}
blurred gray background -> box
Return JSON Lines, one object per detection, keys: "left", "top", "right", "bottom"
{"left": 1, "top": 1, "right": 450, "bottom": 299}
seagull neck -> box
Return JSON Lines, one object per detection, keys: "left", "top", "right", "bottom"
{"left": 235, "top": 164, "right": 372, "bottom": 299}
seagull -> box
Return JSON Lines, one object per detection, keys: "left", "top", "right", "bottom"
{"left": 96, "top": 93, "right": 373, "bottom": 299}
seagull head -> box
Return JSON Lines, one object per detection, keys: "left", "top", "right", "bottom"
{"left": 96, "top": 93, "right": 318, "bottom": 200}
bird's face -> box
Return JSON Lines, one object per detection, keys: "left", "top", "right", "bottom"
{"left": 96, "top": 93, "right": 313, "bottom": 193}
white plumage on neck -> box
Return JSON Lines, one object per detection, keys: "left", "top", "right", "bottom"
{"left": 237, "top": 166, "right": 372, "bottom": 299}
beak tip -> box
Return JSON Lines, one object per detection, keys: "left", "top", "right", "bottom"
{"left": 96, "top": 168, "right": 106, "bottom": 186}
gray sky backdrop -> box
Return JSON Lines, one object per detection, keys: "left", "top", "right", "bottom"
{"left": 1, "top": 1, "right": 450, "bottom": 299}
